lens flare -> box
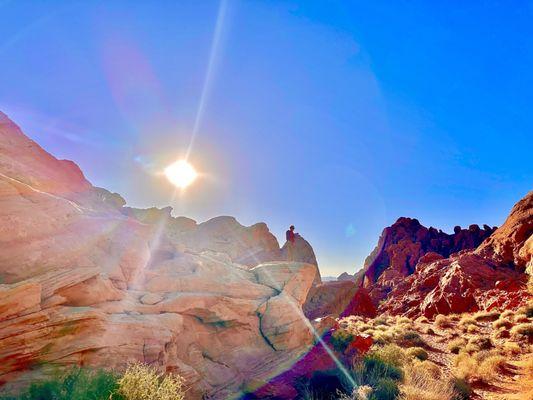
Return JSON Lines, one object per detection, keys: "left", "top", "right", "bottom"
{"left": 164, "top": 160, "right": 198, "bottom": 189}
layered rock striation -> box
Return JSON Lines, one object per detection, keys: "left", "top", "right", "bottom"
{"left": 0, "top": 111, "right": 319, "bottom": 398}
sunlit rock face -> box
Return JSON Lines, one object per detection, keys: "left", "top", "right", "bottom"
{"left": 0, "top": 111, "right": 319, "bottom": 398}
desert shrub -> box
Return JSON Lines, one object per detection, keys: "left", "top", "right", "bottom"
{"left": 372, "top": 378, "right": 399, "bottom": 400}
{"left": 473, "top": 310, "right": 500, "bottom": 322}
{"left": 398, "top": 331, "right": 425, "bottom": 347}
{"left": 515, "top": 315, "right": 529, "bottom": 323}
{"left": 525, "top": 304, "right": 533, "bottom": 318}
{"left": 331, "top": 329, "right": 355, "bottom": 352}
{"left": 450, "top": 377, "right": 472, "bottom": 400}
{"left": 397, "top": 317, "right": 412, "bottom": 325}
{"left": 466, "top": 325, "right": 479, "bottom": 334}
{"left": 500, "top": 355, "right": 533, "bottom": 400}
{"left": 400, "top": 363, "right": 454, "bottom": 400}
{"left": 468, "top": 336, "right": 492, "bottom": 350}
{"left": 454, "top": 349, "right": 506, "bottom": 384}
{"left": 373, "top": 331, "right": 395, "bottom": 346}
{"left": 458, "top": 315, "right": 477, "bottom": 330}
{"left": 371, "top": 344, "right": 407, "bottom": 368}
{"left": 454, "top": 352, "right": 477, "bottom": 380}
{"left": 463, "top": 343, "right": 480, "bottom": 354}
{"left": 116, "top": 363, "right": 184, "bottom": 400}
{"left": 374, "top": 317, "right": 389, "bottom": 327}
{"left": 503, "top": 341, "right": 521, "bottom": 354}
{"left": 477, "top": 354, "right": 506, "bottom": 380}
{"left": 406, "top": 347, "right": 428, "bottom": 361}
{"left": 423, "top": 327, "right": 435, "bottom": 335}
{"left": 352, "top": 355, "right": 403, "bottom": 388}
{"left": 492, "top": 318, "right": 512, "bottom": 330}
{"left": 447, "top": 338, "right": 466, "bottom": 354}
{"left": 435, "top": 315, "right": 452, "bottom": 329}
{"left": 0, "top": 368, "right": 122, "bottom": 400}
{"left": 510, "top": 323, "right": 533, "bottom": 340}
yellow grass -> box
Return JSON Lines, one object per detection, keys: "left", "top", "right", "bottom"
{"left": 435, "top": 315, "right": 452, "bottom": 329}
{"left": 400, "top": 361, "right": 455, "bottom": 400}
{"left": 116, "top": 363, "right": 185, "bottom": 400}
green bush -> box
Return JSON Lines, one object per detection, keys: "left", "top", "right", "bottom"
{"left": 371, "top": 378, "right": 400, "bottom": 400}
{"left": 0, "top": 368, "right": 123, "bottom": 400}
{"left": 353, "top": 355, "right": 403, "bottom": 386}
{"left": 330, "top": 329, "right": 354, "bottom": 353}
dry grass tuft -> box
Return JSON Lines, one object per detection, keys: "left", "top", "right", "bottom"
{"left": 502, "top": 341, "right": 521, "bottom": 354}
{"left": 500, "top": 310, "right": 515, "bottom": 320}
{"left": 510, "top": 323, "right": 533, "bottom": 340}
{"left": 435, "top": 315, "right": 453, "bottom": 329}
{"left": 372, "top": 344, "right": 407, "bottom": 367}
{"left": 473, "top": 310, "right": 500, "bottom": 322}
{"left": 406, "top": 347, "right": 428, "bottom": 361}
{"left": 454, "top": 349, "right": 506, "bottom": 383}
{"left": 493, "top": 318, "right": 513, "bottom": 330}
{"left": 447, "top": 338, "right": 466, "bottom": 354}
{"left": 400, "top": 363, "right": 455, "bottom": 400}
{"left": 458, "top": 315, "right": 477, "bottom": 330}
{"left": 117, "top": 363, "right": 185, "bottom": 400}
{"left": 468, "top": 336, "right": 493, "bottom": 350}
{"left": 423, "top": 326, "right": 435, "bottom": 335}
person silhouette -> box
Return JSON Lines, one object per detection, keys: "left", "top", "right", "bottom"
{"left": 286, "top": 225, "right": 296, "bottom": 261}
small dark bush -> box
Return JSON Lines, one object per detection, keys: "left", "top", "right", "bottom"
{"left": 400, "top": 331, "right": 425, "bottom": 347}
{"left": 299, "top": 370, "right": 347, "bottom": 400}
{"left": 451, "top": 377, "right": 472, "bottom": 400}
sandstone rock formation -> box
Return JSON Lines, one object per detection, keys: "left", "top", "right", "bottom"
{"left": 304, "top": 217, "right": 497, "bottom": 319}
{"left": 379, "top": 191, "right": 533, "bottom": 318}
{"left": 476, "top": 191, "right": 533, "bottom": 270}
{"left": 360, "top": 217, "right": 496, "bottom": 304}
{"left": 0, "top": 111, "right": 320, "bottom": 398}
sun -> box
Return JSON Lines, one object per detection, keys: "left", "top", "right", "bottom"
{"left": 164, "top": 160, "right": 198, "bottom": 189}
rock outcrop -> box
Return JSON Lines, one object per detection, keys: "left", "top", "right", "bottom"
{"left": 305, "top": 217, "right": 498, "bottom": 320}
{"left": 360, "top": 217, "right": 496, "bottom": 304}
{"left": 379, "top": 191, "right": 533, "bottom": 318}
{"left": 476, "top": 191, "right": 533, "bottom": 271}
{"left": 0, "top": 111, "right": 319, "bottom": 398}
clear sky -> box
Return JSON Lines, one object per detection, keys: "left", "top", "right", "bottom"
{"left": 1, "top": 1, "right": 531, "bottom": 276}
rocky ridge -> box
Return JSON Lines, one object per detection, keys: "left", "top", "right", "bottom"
{"left": 0, "top": 111, "right": 320, "bottom": 398}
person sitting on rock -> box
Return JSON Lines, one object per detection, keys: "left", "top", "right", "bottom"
{"left": 286, "top": 225, "right": 296, "bottom": 261}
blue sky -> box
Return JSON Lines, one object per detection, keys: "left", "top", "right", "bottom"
{"left": 1, "top": 1, "right": 531, "bottom": 276}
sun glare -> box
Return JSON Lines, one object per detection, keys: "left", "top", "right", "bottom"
{"left": 164, "top": 160, "right": 198, "bottom": 189}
